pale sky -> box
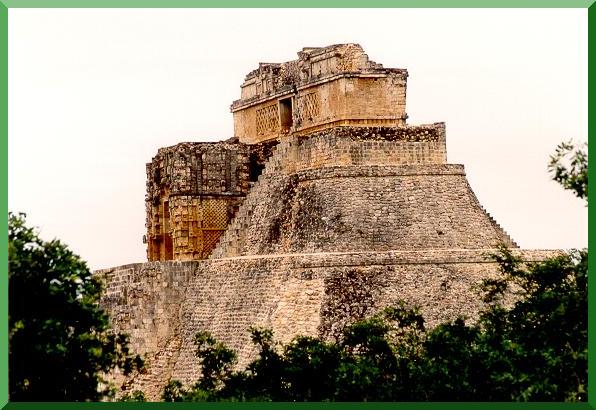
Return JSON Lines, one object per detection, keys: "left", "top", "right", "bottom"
{"left": 9, "top": 8, "right": 587, "bottom": 270}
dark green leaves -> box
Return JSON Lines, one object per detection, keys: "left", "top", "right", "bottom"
{"left": 8, "top": 213, "right": 144, "bottom": 401}
{"left": 548, "top": 140, "right": 587, "bottom": 201}
{"left": 164, "top": 246, "right": 587, "bottom": 402}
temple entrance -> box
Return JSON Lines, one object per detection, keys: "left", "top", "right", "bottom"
{"left": 279, "top": 97, "right": 293, "bottom": 132}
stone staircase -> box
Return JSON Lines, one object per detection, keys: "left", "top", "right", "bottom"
{"left": 209, "top": 137, "right": 299, "bottom": 259}
{"left": 210, "top": 134, "right": 520, "bottom": 259}
{"left": 460, "top": 179, "right": 519, "bottom": 248}
{"left": 483, "top": 207, "right": 519, "bottom": 248}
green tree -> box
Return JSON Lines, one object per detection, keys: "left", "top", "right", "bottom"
{"left": 118, "top": 390, "right": 147, "bottom": 402}
{"left": 548, "top": 140, "right": 587, "bottom": 201}
{"left": 162, "top": 379, "right": 187, "bottom": 402}
{"left": 415, "top": 140, "right": 587, "bottom": 401}
{"left": 170, "top": 246, "right": 586, "bottom": 401}
{"left": 475, "top": 247, "right": 587, "bottom": 400}
{"left": 166, "top": 306, "right": 426, "bottom": 402}
{"left": 278, "top": 335, "right": 340, "bottom": 401}
{"left": 9, "top": 213, "right": 144, "bottom": 401}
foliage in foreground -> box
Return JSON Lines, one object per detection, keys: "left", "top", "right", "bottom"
{"left": 118, "top": 390, "right": 147, "bottom": 402}
{"left": 163, "top": 246, "right": 586, "bottom": 402}
{"left": 548, "top": 140, "right": 588, "bottom": 201}
{"left": 8, "top": 213, "right": 144, "bottom": 401}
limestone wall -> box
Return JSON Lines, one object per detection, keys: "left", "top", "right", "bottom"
{"left": 96, "top": 262, "right": 198, "bottom": 395}
{"left": 212, "top": 166, "right": 517, "bottom": 258}
{"left": 98, "top": 249, "right": 555, "bottom": 400}
{"left": 211, "top": 125, "right": 514, "bottom": 260}
{"left": 233, "top": 76, "right": 408, "bottom": 144}
{"left": 275, "top": 124, "right": 447, "bottom": 172}
{"left": 234, "top": 44, "right": 401, "bottom": 106}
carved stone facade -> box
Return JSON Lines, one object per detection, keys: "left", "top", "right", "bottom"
{"left": 145, "top": 142, "right": 251, "bottom": 261}
{"left": 99, "top": 44, "right": 550, "bottom": 399}
{"left": 145, "top": 140, "right": 278, "bottom": 261}
{"left": 231, "top": 44, "right": 408, "bottom": 144}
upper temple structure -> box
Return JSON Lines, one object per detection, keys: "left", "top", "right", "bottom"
{"left": 231, "top": 43, "right": 408, "bottom": 143}
{"left": 99, "top": 44, "right": 552, "bottom": 399}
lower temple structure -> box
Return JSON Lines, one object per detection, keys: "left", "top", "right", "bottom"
{"left": 96, "top": 44, "right": 553, "bottom": 399}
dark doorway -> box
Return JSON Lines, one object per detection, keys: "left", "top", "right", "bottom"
{"left": 279, "top": 97, "right": 293, "bottom": 132}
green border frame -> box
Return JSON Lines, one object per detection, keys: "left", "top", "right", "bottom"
{"left": 0, "top": 0, "right": 594, "bottom": 6}
{"left": 1, "top": 0, "right": 7, "bottom": 408}
{"left": 588, "top": 3, "right": 595, "bottom": 409}
{"left": 2, "top": 404, "right": 595, "bottom": 410}
{"left": 0, "top": 2, "right": 593, "bottom": 409}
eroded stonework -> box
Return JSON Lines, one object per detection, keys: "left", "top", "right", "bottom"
{"left": 99, "top": 44, "right": 550, "bottom": 400}
{"left": 145, "top": 140, "right": 277, "bottom": 261}
{"left": 231, "top": 43, "right": 408, "bottom": 143}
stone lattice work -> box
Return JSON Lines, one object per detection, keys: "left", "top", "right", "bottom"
{"left": 295, "top": 92, "right": 321, "bottom": 125}
{"left": 255, "top": 104, "right": 279, "bottom": 135}
{"left": 165, "top": 196, "right": 232, "bottom": 260}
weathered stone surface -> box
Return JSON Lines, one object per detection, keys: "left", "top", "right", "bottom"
{"left": 210, "top": 126, "right": 515, "bottom": 259}
{"left": 231, "top": 44, "right": 408, "bottom": 143}
{"left": 97, "top": 44, "right": 551, "bottom": 400}
{"left": 145, "top": 142, "right": 251, "bottom": 261}
{"left": 96, "top": 249, "right": 556, "bottom": 400}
